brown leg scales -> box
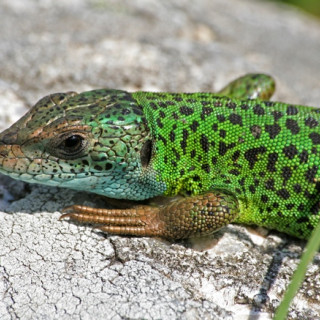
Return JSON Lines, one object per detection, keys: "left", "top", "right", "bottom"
{"left": 60, "top": 191, "right": 239, "bottom": 240}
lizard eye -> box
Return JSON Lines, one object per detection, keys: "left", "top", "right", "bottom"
{"left": 59, "top": 134, "right": 85, "bottom": 155}
{"left": 63, "top": 135, "right": 83, "bottom": 151}
{"left": 50, "top": 133, "right": 88, "bottom": 159}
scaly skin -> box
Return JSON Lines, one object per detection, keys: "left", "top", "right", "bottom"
{"left": 0, "top": 74, "right": 319, "bottom": 239}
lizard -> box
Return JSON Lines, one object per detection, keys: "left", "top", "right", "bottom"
{"left": 0, "top": 74, "right": 319, "bottom": 240}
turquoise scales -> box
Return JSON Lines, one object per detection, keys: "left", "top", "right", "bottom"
{"left": 0, "top": 74, "right": 319, "bottom": 239}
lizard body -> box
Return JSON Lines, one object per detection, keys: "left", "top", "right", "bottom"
{"left": 0, "top": 74, "right": 319, "bottom": 239}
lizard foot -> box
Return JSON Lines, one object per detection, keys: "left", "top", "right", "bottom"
{"left": 60, "top": 204, "right": 164, "bottom": 237}
{"left": 60, "top": 191, "right": 239, "bottom": 239}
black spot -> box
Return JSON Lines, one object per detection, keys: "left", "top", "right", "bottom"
{"left": 283, "top": 145, "right": 298, "bottom": 159}
{"left": 297, "top": 216, "right": 309, "bottom": 224}
{"left": 158, "top": 102, "right": 167, "bottom": 108}
{"left": 82, "top": 160, "right": 89, "bottom": 166}
{"left": 276, "top": 188, "right": 290, "bottom": 200}
{"left": 219, "top": 130, "right": 227, "bottom": 138}
{"left": 156, "top": 118, "right": 164, "bottom": 128}
{"left": 265, "top": 179, "right": 275, "bottom": 190}
{"left": 277, "top": 211, "right": 284, "bottom": 217}
{"left": 200, "top": 134, "right": 210, "bottom": 152}
{"left": 299, "top": 150, "right": 309, "bottom": 164}
{"left": 293, "top": 184, "right": 302, "bottom": 193}
{"left": 309, "top": 132, "right": 320, "bottom": 145}
{"left": 172, "top": 112, "right": 179, "bottom": 120}
{"left": 261, "top": 195, "right": 269, "bottom": 203}
{"left": 217, "top": 114, "right": 226, "bottom": 122}
{"left": 265, "top": 123, "right": 281, "bottom": 139}
{"left": 238, "top": 177, "right": 245, "bottom": 186}
{"left": 244, "top": 147, "right": 267, "bottom": 169}
{"left": 190, "top": 120, "right": 199, "bottom": 132}
{"left": 241, "top": 104, "right": 249, "bottom": 110}
{"left": 212, "top": 123, "right": 218, "bottom": 131}
{"left": 103, "top": 162, "right": 112, "bottom": 170}
{"left": 232, "top": 150, "right": 241, "bottom": 161}
{"left": 121, "top": 108, "right": 131, "bottom": 115}
{"left": 193, "top": 175, "right": 201, "bottom": 181}
{"left": 159, "top": 110, "right": 166, "bottom": 118}
{"left": 180, "top": 106, "right": 194, "bottom": 116}
{"left": 311, "top": 202, "right": 320, "bottom": 215}
{"left": 94, "top": 165, "right": 103, "bottom": 171}
{"left": 229, "top": 169, "right": 240, "bottom": 176}
{"left": 259, "top": 171, "right": 266, "bottom": 177}
{"left": 201, "top": 164, "right": 211, "bottom": 173}
{"left": 180, "top": 169, "right": 185, "bottom": 176}
{"left": 190, "top": 150, "right": 196, "bottom": 158}
{"left": 180, "top": 129, "right": 189, "bottom": 153}
{"left": 253, "top": 104, "right": 265, "bottom": 115}
{"left": 212, "top": 156, "right": 217, "bottom": 165}
{"left": 286, "top": 119, "right": 300, "bottom": 134}
{"left": 226, "top": 102, "right": 236, "bottom": 109}
{"left": 229, "top": 113, "right": 243, "bottom": 126}
{"left": 249, "top": 185, "right": 256, "bottom": 194}
{"left": 271, "top": 111, "right": 283, "bottom": 121}
{"left": 305, "top": 165, "right": 318, "bottom": 183}
{"left": 169, "top": 130, "right": 175, "bottom": 142}
{"left": 281, "top": 166, "right": 292, "bottom": 184}
{"left": 305, "top": 117, "right": 318, "bottom": 128}
{"left": 158, "top": 134, "right": 167, "bottom": 145}
{"left": 218, "top": 141, "right": 236, "bottom": 156}
{"left": 273, "top": 202, "right": 279, "bottom": 208}
{"left": 297, "top": 204, "right": 305, "bottom": 212}
{"left": 286, "top": 105, "right": 298, "bottom": 115}
{"left": 267, "top": 153, "right": 278, "bottom": 172}
{"left": 201, "top": 107, "right": 213, "bottom": 118}
{"left": 250, "top": 125, "right": 262, "bottom": 139}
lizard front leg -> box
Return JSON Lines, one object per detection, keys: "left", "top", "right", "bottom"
{"left": 60, "top": 191, "right": 238, "bottom": 240}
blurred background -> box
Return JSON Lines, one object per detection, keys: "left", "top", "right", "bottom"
{"left": 267, "top": 0, "right": 320, "bottom": 17}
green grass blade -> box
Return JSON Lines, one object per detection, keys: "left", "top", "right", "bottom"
{"left": 274, "top": 220, "right": 320, "bottom": 319}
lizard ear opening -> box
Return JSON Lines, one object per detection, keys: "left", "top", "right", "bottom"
{"left": 140, "top": 139, "right": 153, "bottom": 168}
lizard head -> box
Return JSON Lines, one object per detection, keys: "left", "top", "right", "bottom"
{"left": 0, "top": 89, "right": 165, "bottom": 200}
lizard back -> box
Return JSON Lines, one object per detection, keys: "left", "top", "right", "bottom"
{"left": 133, "top": 92, "right": 320, "bottom": 238}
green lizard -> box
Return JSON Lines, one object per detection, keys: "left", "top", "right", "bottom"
{"left": 0, "top": 74, "right": 319, "bottom": 240}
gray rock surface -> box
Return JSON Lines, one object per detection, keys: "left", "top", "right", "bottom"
{"left": 0, "top": 0, "right": 320, "bottom": 319}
